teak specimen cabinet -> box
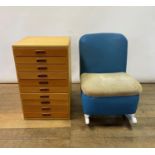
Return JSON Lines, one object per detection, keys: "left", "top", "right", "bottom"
{"left": 13, "top": 36, "right": 70, "bottom": 119}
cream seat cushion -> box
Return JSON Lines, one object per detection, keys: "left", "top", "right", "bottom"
{"left": 81, "top": 72, "right": 142, "bottom": 97}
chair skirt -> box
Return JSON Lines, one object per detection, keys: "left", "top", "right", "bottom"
{"left": 81, "top": 92, "right": 140, "bottom": 115}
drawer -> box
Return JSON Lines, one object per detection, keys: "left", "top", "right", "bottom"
{"left": 23, "top": 104, "right": 69, "bottom": 113}
{"left": 20, "top": 86, "right": 68, "bottom": 93}
{"left": 13, "top": 47, "right": 68, "bottom": 57}
{"left": 24, "top": 112, "right": 69, "bottom": 119}
{"left": 18, "top": 72, "right": 68, "bottom": 79}
{"left": 19, "top": 79, "right": 68, "bottom": 87}
{"left": 22, "top": 100, "right": 69, "bottom": 106}
{"left": 16, "top": 64, "right": 67, "bottom": 72}
{"left": 15, "top": 57, "right": 67, "bottom": 64}
{"left": 21, "top": 93, "right": 68, "bottom": 100}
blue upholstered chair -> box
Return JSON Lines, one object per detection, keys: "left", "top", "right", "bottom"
{"left": 79, "top": 33, "right": 142, "bottom": 125}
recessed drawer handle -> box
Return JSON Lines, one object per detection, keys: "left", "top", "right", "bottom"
{"left": 42, "top": 107, "right": 51, "bottom": 110}
{"left": 37, "top": 67, "right": 47, "bottom": 70}
{"left": 40, "top": 95, "right": 49, "bottom": 98}
{"left": 40, "top": 88, "right": 49, "bottom": 91}
{"left": 39, "top": 81, "right": 48, "bottom": 84}
{"left": 38, "top": 74, "right": 48, "bottom": 78}
{"left": 41, "top": 101, "right": 50, "bottom": 104}
{"left": 36, "top": 59, "right": 47, "bottom": 63}
{"left": 35, "top": 50, "right": 46, "bottom": 54}
{"left": 42, "top": 113, "right": 51, "bottom": 116}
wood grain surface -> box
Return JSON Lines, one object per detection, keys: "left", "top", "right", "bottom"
{"left": 0, "top": 84, "right": 155, "bottom": 147}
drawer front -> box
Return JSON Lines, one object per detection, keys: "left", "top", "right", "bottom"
{"left": 24, "top": 112, "right": 69, "bottom": 119}
{"left": 13, "top": 47, "right": 67, "bottom": 57}
{"left": 15, "top": 57, "right": 67, "bottom": 64}
{"left": 20, "top": 86, "right": 68, "bottom": 93}
{"left": 19, "top": 79, "right": 68, "bottom": 87}
{"left": 21, "top": 93, "right": 68, "bottom": 100}
{"left": 18, "top": 72, "right": 68, "bottom": 79}
{"left": 16, "top": 64, "right": 67, "bottom": 72}
{"left": 23, "top": 104, "right": 69, "bottom": 113}
{"left": 22, "top": 100, "right": 68, "bottom": 106}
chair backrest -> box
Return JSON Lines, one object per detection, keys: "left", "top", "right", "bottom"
{"left": 79, "top": 33, "right": 128, "bottom": 74}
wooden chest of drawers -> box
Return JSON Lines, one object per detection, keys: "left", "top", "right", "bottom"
{"left": 12, "top": 36, "right": 70, "bottom": 119}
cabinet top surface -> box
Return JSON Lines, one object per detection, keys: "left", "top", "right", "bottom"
{"left": 13, "top": 36, "right": 70, "bottom": 47}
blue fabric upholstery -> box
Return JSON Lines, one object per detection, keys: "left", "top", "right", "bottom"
{"left": 81, "top": 92, "right": 139, "bottom": 115}
{"left": 80, "top": 33, "right": 127, "bottom": 74}
{"left": 79, "top": 33, "right": 140, "bottom": 117}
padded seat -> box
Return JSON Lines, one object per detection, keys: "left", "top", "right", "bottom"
{"left": 81, "top": 72, "right": 142, "bottom": 97}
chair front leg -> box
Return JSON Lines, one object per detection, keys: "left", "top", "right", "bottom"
{"left": 84, "top": 114, "right": 90, "bottom": 125}
{"left": 125, "top": 114, "right": 137, "bottom": 124}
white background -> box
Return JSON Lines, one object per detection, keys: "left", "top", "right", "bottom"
{"left": 0, "top": 6, "right": 155, "bottom": 83}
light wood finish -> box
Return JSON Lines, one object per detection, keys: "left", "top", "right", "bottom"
{"left": 12, "top": 36, "right": 70, "bottom": 47}
{"left": 15, "top": 57, "right": 67, "bottom": 64}
{"left": 23, "top": 104, "right": 69, "bottom": 113}
{"left": 18, "top": 71, "right": 68, "bottom": 79}
{"left": 24, "top": 112, "right": 69, "bottom": 119}
{"left": 13, "top": 47, "right": 67, "bottom": 56}
{"left": 19, "top": 79, "right": 68, "bottom": 87}
{"left": 13, "top": 36, "right": 70, "bottom": 119}
{"left": 0, "top": 83, "right": 155, "bottom": 147}
{"left": 21, "top": 93, "right": 68, "bottom": 100}
{"left": 20, "top": 86, "right": 68, "bottom": 93}
{"left": 22, "top": 100, "right": 68, "bottom": 106}
{"left": 16, "top": 64, "right": 67, "bottom": 72}
{"left": 0, "top": 84, "right": 70, "bottom": 129}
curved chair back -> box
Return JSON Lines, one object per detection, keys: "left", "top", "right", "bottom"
{"left": 79, "top": 33, "right": 128, "bottom": 74}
